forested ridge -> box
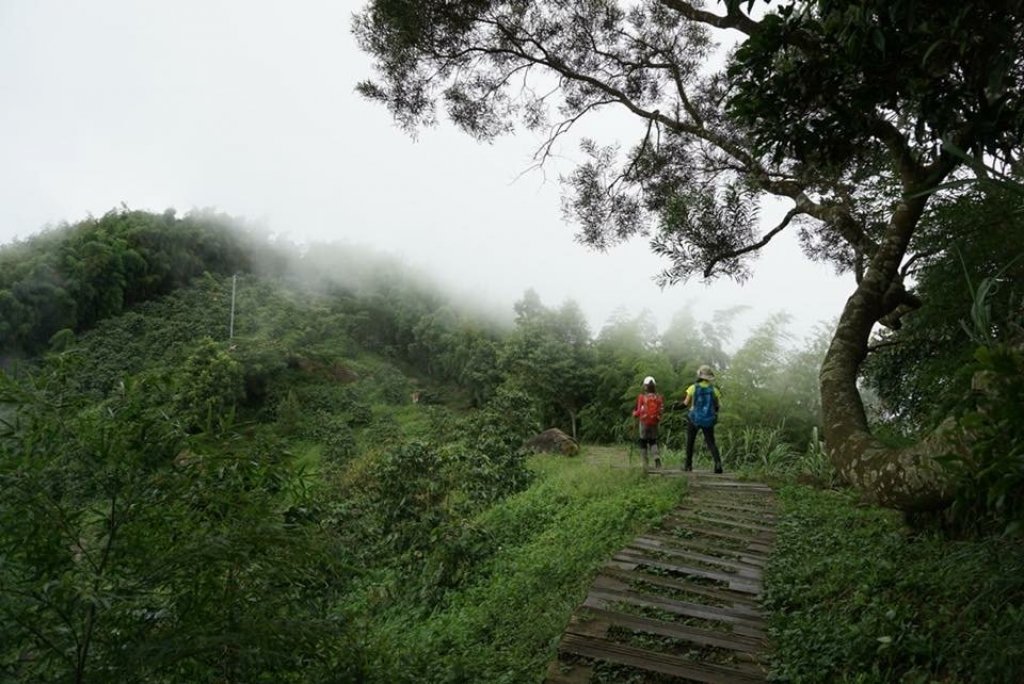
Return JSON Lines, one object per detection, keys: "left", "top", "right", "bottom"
{"left": 1, "top": 206, "right": 1022, "bottom": 682}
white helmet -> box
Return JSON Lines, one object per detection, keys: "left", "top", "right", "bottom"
{"left": 643, "top": 375, "right": 656, "bottom": 386}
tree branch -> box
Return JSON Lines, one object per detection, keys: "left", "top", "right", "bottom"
{"left": 517, "top": 96, "right": 617, "bottom": 181}
{"left": 867, "top": 340, "right": 900, "bottom": 353}
{"left": 657, "top": 0, "right": 760, "bottom": 36}
{"left": 900, "top": 248, "right": 941, "bottom": 278}
{"left": 703, "top": 205, "right": 799, "bottom": 277}
{"left": 610, "top": 117, "right": 657, "bottom": 193}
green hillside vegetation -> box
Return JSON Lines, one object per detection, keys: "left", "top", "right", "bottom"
{"left": 2, "top": 208, "right": 1023, "bottom": 681}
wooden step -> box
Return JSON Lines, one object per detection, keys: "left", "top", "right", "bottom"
{"left": 544, "top": 659, "right": 593, "bottom": 684}
{"left": 598, "top": 567, "right": 763, "bottom": 615}
{"left": 626, "top": 540, "right": 765, "bottom": 577}
{"left": 683, "top": 503, "right": 777, "bottom": 522}
{"left": 635, "top": 534, "right": 770, "bottom": 566}
{"left": 558, "top": 633, "right": 767, "bottom": 684}
{"left": 612, "top": 551, "right": 762, "bottom": 595}
{"left": 579, "top": 606, "right": 767, "bottom": 657}
{"left": 585, "top": 586, "right": 766, "bottom": 636}
{"left": 667, "top": 512, "right": 776, "bottom": 535}
{"left": 588, "top": 580, "right": 765, "bottom": 631}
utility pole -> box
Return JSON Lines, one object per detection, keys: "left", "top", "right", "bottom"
{"left": 229, "top": 274, "right": 237, "bottom": 340}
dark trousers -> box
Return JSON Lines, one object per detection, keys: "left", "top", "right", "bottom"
{"left": 685, "top": 421, "right": 722, "bottom": 471}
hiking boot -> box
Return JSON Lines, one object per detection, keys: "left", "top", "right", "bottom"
{"left": 682, "top": 463, "right": 692, "bottom": 472}
{"left": 654, "top": 458, "right": 662, "bottom": 469}
{"left": 714, "top": 465, "right": 723, "bottom": 474}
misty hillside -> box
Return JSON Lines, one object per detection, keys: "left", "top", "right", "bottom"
{"left": 2, "top": 209, "right": 1024, "bottom": 683}
{"left": 0, "top": 210, "right": 686, "bottom": 682}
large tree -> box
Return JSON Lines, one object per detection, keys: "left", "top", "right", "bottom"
{"left": 354, "top": 0, "right": 1024, "bottom": 510}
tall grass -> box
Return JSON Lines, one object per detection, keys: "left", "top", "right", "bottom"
{"left": 713, "top": 423, "right": 841, "bottom": 485}
{"left": 353, "top": 453, "right": 684, "bottom": 683}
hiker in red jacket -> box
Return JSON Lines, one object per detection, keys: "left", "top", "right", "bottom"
{"left": 633, "top": 376, "right": 664, "bottom": 469}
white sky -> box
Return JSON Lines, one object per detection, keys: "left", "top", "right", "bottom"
{"left": 0, "top": 0, "right": 853, "bottom": 344}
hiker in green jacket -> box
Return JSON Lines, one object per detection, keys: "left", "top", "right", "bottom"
{"left": 683, "top": 365, "right": 723, "bottom": 474}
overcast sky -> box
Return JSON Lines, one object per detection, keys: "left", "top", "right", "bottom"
{"left": 0, "top": 1, "right": 853, "bottom": 345}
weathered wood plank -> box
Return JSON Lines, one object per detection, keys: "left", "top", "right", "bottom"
{"left": 612, "top": 551, "right": 762, "bottom": 595}
{"left": 690, "top": 481, "right": 774, "bottom": 493}
{"left": 566, "top": 614, "right": 612, "bottom": 638}
{"left": 578, "top": 605, "right": 766, "bottom": 657}
{"left": 559, "top": 633, "right": 767, "bottom": 684}
{"left": 690, "top": 477, "right": 774, "bottom": 487}
{"left": 637, "top": 533, "right": 771, "bottom": 558}
{"left": 546, "top": 474, "right": 775, "bottom": 683}
{"left": 613, "top": 551, "right": 743, "bottom": 586}
{"left": 627, "top": 539, "right": 765, "bottom": 577}
{"left": 686, "top": 500, "right": 778, "bottom": 515}
{"left": 669, "top": 513, "right": 776, "bottom": 534}
{"left": 598, "top": 567, "right": 763, "bottom": 615}
{"left": 683, "top": 503, "right": 777, "bottom": 523}
{"left": 660, "top": 517, "right": 774, "bottom": 545}
{"left": 610, "top": 548, "right": 765, "bottom": 593}
{"left": 585, "top": 586, "right": 766, "bottom": 631}
{"left": 634, "top": 535, "right": 770, "bottom": 569}
{"left": 544, "top": 660, "right": 593, "bottom": 684}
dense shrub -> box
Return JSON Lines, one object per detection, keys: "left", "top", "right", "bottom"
{"left": 0, "top": 371, "right": 344, "bottom": 683}
{"left": 939, "top": 263, "right": 1024, "bottom": 535}
{"left": 942, "top": 343, "right": 1024, "bottom": 535}
{"left": 173, "top": 337, "right": 244, "bottom": 433}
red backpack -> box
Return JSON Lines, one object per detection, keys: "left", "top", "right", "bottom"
{"left": 634, "top": 393, "right": 663, "bottom": 427}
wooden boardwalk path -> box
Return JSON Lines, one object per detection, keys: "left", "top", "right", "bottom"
{"left": 545, "top": 472, "right": 776, "bottom": 683}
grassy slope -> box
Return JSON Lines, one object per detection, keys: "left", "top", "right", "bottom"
{"left": 766, "top": 484, "right": 1024, "bottom": 683}
{"left": 356, "top": 450, "right": 685, "bottom": 683}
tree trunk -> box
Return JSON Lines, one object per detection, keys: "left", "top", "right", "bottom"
{"left": 819, "top": 196, "right": 962, "bottom": 512}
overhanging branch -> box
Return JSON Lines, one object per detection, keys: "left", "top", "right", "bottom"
{"left": 658, "top": 0, "right": 759, "bottom": 36}
{"left": 703, "top": 205, "right": 799, "bottom": 277}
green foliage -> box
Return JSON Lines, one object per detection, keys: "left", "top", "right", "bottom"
{"left": 795, "top": 426, "right": 842, "bottom": 488}
{"left": 321, "top": 420, "right": 358, "bottom": 463}
{"left": 275, "top": 389, "right": 304, "bottom": 435}
{"left": 372, "top": 363, "right": 411, "bottom": 404}
{"left": 7, "top": 207, "right": 1024, "bottom": 684}
{"left": 766, "top": 484, "right": 1024, "bottom": 682}
{"left": 350, "top": 384, "right": 541, "bottom": 564}
{"left": 0, "top": 371, "right": 344, "bottom": 683}
{"left": 718, "top": 423, "right": 794, "bottom": 471}
{"left": 730, "top": 1, "right": 1024, "bottom": 166}
{"left": 942, "top": 344, "right": 1024, "bottom": 535}
{"left": 174, "top": 337, "right": 244, "bottom": 434}
{"left": 863, "top": 189, "right": 1024, "bottom": 430}
{"left": 0, "top": 208, "right": 265, "bottom": 354}
{"left": 501, "top": 292, "right": 596, "bottom": 438}
{"left": 719, "top": 314, "right": 828, "bottom": 449}
{"left": 936, "top": 256, "right": 1024, "bottom": 535}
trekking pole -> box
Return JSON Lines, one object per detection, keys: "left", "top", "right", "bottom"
{"left": 627, "top": 420, "right": 637, "bottom": 466}
{"left": 634, "top": 419, "right": 640, "bottom": 468}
